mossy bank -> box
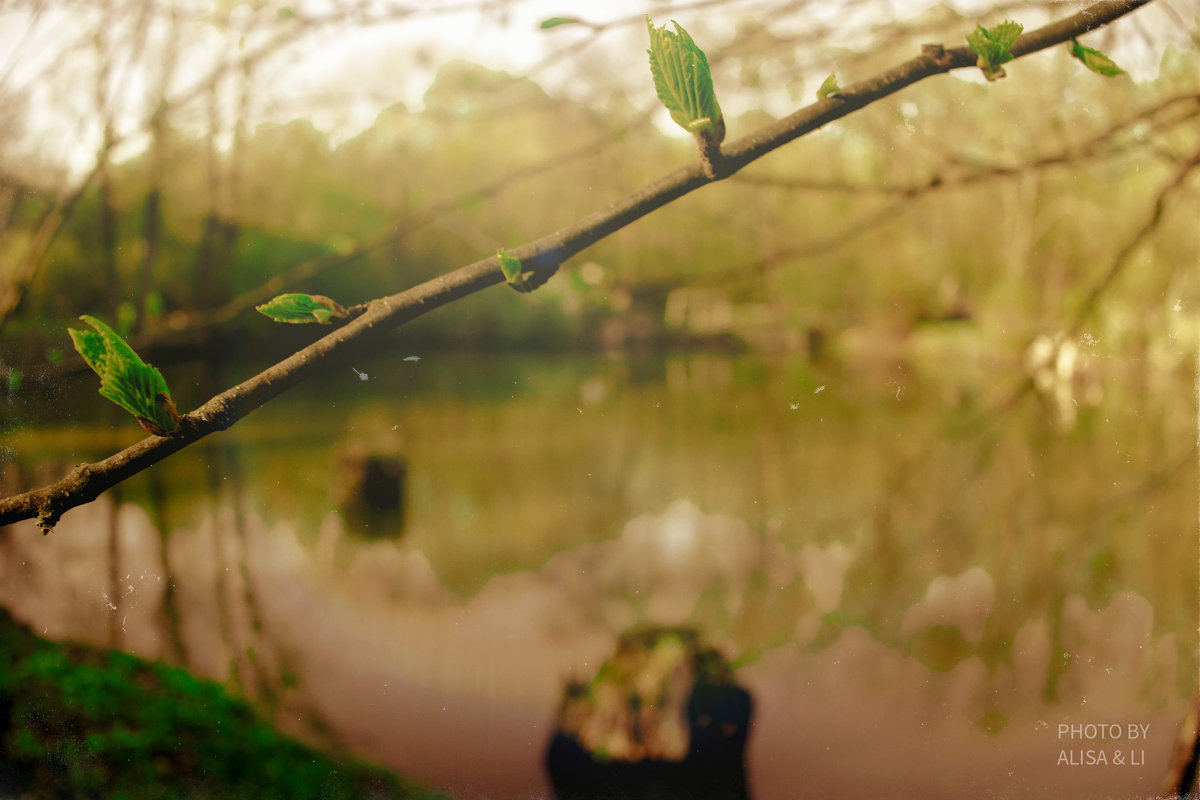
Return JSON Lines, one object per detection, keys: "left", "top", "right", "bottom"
{"left": 0, "top": 607, "right": 449, "bottom": 800}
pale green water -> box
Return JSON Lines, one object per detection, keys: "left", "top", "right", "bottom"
{"left": 2, "top": 346, "right": 1197, "bottom": 798}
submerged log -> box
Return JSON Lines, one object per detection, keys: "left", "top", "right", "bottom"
{"left": 545, "top": 626, "right": 754, "bottom": 800}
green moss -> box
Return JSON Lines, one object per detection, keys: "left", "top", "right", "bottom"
{"left": 0, "top": 608, "right": 450, "bottom": 800}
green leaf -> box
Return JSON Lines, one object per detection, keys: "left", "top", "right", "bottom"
{"left": 540, "top": 16, "right": 581, "bottom": 29}
{"left": 255, "top": 293, "right": 347, "bottom": 324}
{"left": 966, "top": 20, "right": 1023, "bottom": 81}
{"left": 68, "top": 315, "right": 179, "bottom": 436}
{"left": 817, "top": 73, "right": 842, "bottom": 99}
{"left": 497, "top": 249, "right": 535, "bottom": 293}
{"left": 1070, "top": 39, "right": 1125, "bottom": 76}
{"left": 646, "top": 17, "right": 724, "bottom": 142}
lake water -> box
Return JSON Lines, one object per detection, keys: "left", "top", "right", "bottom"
{"left": 2, "top": 345, "right": 1196, "bottom": 799}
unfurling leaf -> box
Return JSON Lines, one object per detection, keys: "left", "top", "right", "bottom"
{"left": 255, "top": 293, "right": 347, "bottom": 324}
{"left": 646, "top": 17, "right": 725, "bottom": 143}
{"left": 817, "top": 73, "right": 842, "bottom": 99}
{"left": 1069, "top": 40, "right": 1125, "bottom": 76}
{"left": 498, "top": 249, "right": 536, "bottom": 293}
{"left": 68, "top": 315, "right": 179, "bottom": 436}
{"left": 966, "top": 20, "right": 1023, "bottom": 81}
{"left": 540, "top": 16, "right": 582, "bottom": 30}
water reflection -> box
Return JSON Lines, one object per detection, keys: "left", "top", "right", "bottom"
{"left": 0, "top": 495, "right": 1187, "bottom": 799}
{"left": 0, "top": 352, "right": 1195, "bottom": 798}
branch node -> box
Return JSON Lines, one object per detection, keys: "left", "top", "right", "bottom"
{"left": 509, "top": 265, "right": 559, "bottom": 293}
{"left": 696, "top": 129, "right": 727, "bottom": 180}
{"left": 191, "top": 397, "right": 235, "bottom": 432}
{"left": 921, "top": 43, "right": 952, "bottom": 68}
{"left": 36, "top": 498, "right": 60, "bottom": 535}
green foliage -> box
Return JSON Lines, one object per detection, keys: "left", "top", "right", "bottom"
{"left": 68, "top": 315, "right": 179, "bottom": 436}
{"left": 817, "top": 72, "right": 842, "bottom": 99}
{"left": 0, "top": 608, "right": 448, "bottom": 800}
{"left": 6, "top": 48, "right": 1196, "bottom": 358}
{"left": 1069, "top": 39, "right": 1125, "bottom": 76}
{"left": 539, "top": 16, "right": 581, "bottom": 29}
{"left": 966, "top": 21, "right": 1023, "bottom": 81}
{"left": 256, "top": 293, "right": 347, "bottom": 324}
{"left": 497, "top": 249, "right": 536, "bottom": 293}
{"left": 646, "top": 17, "right": 725, "bottom": 142}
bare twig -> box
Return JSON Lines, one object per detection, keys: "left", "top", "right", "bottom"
{"left": 0, "top": 0, "right": 1158, "bottom": 530}
{"left": 1069, "top": 141, "right": 1200, "bottom": 332}
{"left": 705, "top": 203, "right": 908, "bottom": 290}
{"left": 732, "top": 94, "right": 1200, "bottom": 194}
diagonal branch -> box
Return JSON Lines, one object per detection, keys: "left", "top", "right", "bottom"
{"left": 0, "top": 0, "right": 1157, "bottom": 530}
{"left": 126, "top": 116, "right": 652, "bottom": 347}
{"left": 1069, "top": 141, "right": 1200, "bottom": 332}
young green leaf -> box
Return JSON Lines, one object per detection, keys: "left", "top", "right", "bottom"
{"left": 255, "top": 293, "right": 347, "bottom": 324}
{"left": 1069, "top": 39, "right": 1125, "bottom": 76}
{"left": 817, "top": 73, "right": 842, "bottom": 100}
{"left": 966, "top": 20, "right": 1023, "bottom": 81}
{"left": 68, "top": 315, "right": 180, "bottom": 436}
{"left": 540, "top": 16, "right": 581, "bottom": 30}
{"left": 498, "top": 249, "right": 536, "bottom": 293}
{"left": 646, "top": 17, "right": 724, "bottom": 142}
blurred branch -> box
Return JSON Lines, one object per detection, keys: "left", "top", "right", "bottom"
{"left": 954, "top": 133, "right": 1199, "bottom": 448}
{"left": 714, "top": 93, "right": 1199, "bottom": 288}
{"left": 118, "top": 118, "right": 648, "bottom": 349}
{"left": 524, "top": 0, "right": 744, "bottom": 78}
{"left": 0, "top": 163, "right": 102, "bottom": 333}
{"left": 1069, "top": 139, "right": 1200, "bottom": 332}
{"left": 733, "top": 93, "right": 1200, "bottom": 194}
{"left": 0, "top": 0, "right": 1159, "bottom": 529}
{"left": 707, "top": 203, "right": 908, "bottom": 288}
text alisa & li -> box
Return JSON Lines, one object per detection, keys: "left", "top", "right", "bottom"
{"left": 1057, "top": 749, "right": 1145, "bottom": 766}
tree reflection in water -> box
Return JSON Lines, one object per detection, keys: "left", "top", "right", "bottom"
{"left": 0, "top": 496, "right": 1187, "bottom": 800}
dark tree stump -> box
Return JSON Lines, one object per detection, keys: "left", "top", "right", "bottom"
{"left": 545, "top": 626, "right": 754, "bottom": 800}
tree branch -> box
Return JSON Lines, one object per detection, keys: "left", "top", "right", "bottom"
{"left": 0, "top": 0, "right": 1157, "bottom": 530}
{"left": 732, "top": 94, "right": 1200, "bottom": 195}
{"left": 1069, "top": 141, "right": 1200, "bottom": 332}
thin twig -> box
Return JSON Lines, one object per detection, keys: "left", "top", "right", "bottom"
{"left": 1068, "top": 142, "right": 1200, "bottom": 333}
{"left": 732, "top": 94, "right": 1200, "bottom": 195}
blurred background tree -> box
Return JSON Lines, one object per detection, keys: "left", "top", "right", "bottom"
{"left": 0, "top": 0, "right": 1194, "bottom": 367}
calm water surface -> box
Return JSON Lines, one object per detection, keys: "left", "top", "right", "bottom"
{"left": 2, "top": 347, "right": 1196, "bottom": 799}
